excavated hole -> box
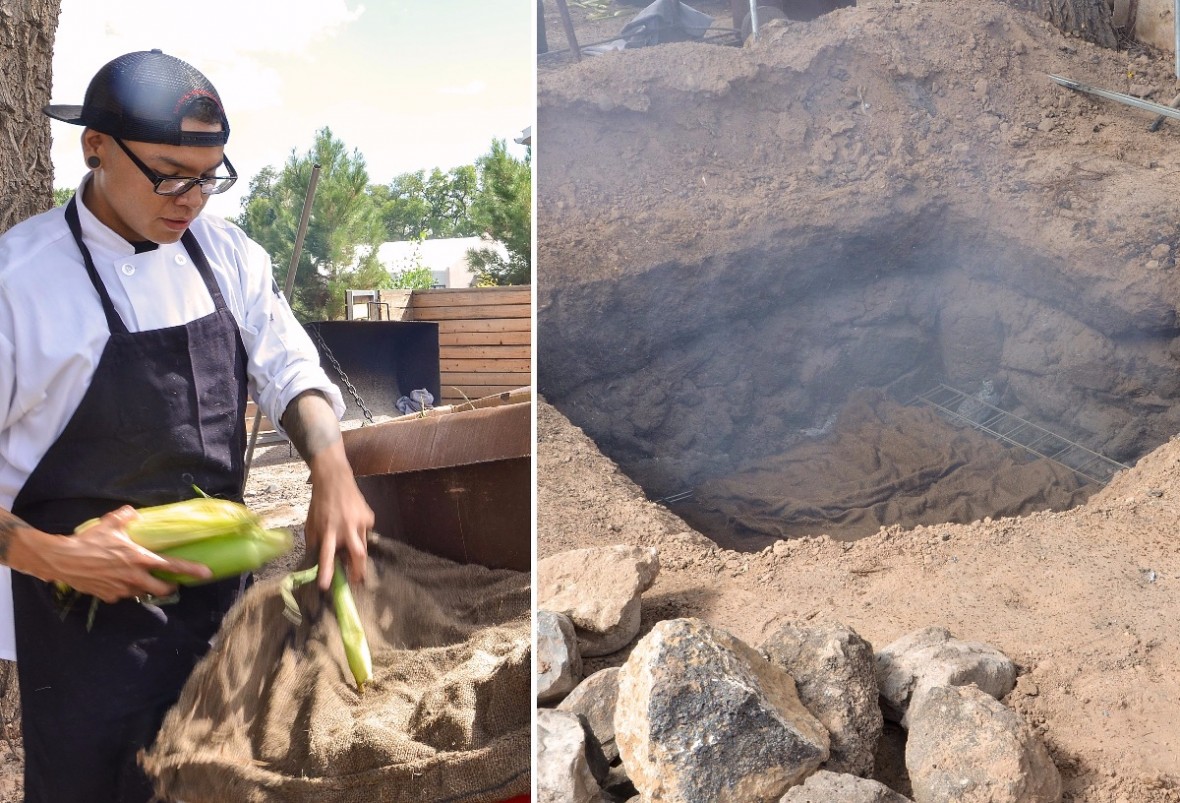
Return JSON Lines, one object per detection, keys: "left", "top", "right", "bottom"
{"left": 540, "top": 213, "right": 1180, "bottom": 552}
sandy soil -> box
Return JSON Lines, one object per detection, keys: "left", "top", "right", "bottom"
{"left": 536, "top": 1, "right": 1180, "bottom": 800}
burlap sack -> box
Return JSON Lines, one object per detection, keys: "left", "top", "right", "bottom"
{"left": 142, "top": 536, "right": 531, "bottom": 803}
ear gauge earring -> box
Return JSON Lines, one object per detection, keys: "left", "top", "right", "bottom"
{"left": 86, "top": 155, "right": 100, "bottom": 169}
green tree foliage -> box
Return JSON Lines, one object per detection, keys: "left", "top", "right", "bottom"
{"left": 467, "top": 139, "right": 531, "bottom": 286}
{"left": 374, "top": 165, "right": 480, "bottom": 240}
{"left": 390, "top": 264, "right": 435, "bottom": 289}
{"left": 235, "top": 127, "right": 389, "bottom": 321}
{"left": 52, "top": 187, "right": 73, "bottom": 206}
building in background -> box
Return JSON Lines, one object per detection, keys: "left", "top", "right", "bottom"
{"left": 375, "top": 235, "right": 509, "bottom": 289}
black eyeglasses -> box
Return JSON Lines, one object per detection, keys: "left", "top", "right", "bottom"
{"left": 112, "top": 137, "right": 238, "bottom": 197}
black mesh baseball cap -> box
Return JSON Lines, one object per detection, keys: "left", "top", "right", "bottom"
{"left": 43, "top": 49, "right": 229, "bottom": 146}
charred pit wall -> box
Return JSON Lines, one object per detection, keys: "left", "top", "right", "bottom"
{"left": 539, "top": 205, "right": 1180, "bottom": 505}
{"left": 537, "top": 3, "right": 1180, "bottom": 539}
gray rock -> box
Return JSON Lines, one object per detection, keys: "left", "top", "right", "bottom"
{"left": 906, "top": 685, "right": 1062, "bottom": 803}
{"left": 538, "top": 609, "right": 582, "bottom": 704}
{"left": 537, "top": 709, "right": 611, "bottom": 803}
{"left": 558, "top": 667, "right": 622, "bottom": 763}
{"left": 875, "top": 626, "right": 1017, "bottom": 725}
{"left": 538, "top": 545, "right": 661, "bottom": 656}
{"left": 761, "top": 622, "right": 882, "bottom": 777}
{"left": 779, "top": 770, "right": 913, "bottom": 802}
{"left": 616, "top": 618, "right": 830, "bottom": 802}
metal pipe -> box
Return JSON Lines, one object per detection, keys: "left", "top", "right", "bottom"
{"left": 749, "top": 0, "right": 759, "bottom": 40}
{"left": 244, "top": 163, "right": 322, "bottom": 479}
{"left": 1049, "top": 74, "right": 1180, "bottom": 122}
{"left": 284, "top": 164, "right": 321, "bottom": 299}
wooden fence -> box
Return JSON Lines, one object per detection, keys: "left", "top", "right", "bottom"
{"left": 370, "top": 286, "right": 532, "bottom": 406}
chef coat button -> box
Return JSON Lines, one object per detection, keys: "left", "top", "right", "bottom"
{"left": 121, "top": 263, "right": 135, "bottom": 276}
{"left": 175, "top": 254, "right": 187, "bottom": 265}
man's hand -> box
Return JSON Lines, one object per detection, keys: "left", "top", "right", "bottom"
{"left": 306, "top": 457, "right": 373, "bottom": 590}
{"left": 4, "top": 506, "right": 212, "bottom": 604}
{"left": 281, "top": 390, "right": 374, "bottom": 590}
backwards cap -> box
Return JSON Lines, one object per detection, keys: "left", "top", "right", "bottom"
{"left": 43, "top": 49, "right": 229, "bottom": 147}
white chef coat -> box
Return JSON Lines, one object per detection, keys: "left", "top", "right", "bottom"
{"left": 0, "top": 177, "right": 345, "bottom": 660}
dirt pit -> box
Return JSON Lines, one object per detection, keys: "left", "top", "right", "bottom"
{"left": 539, "top": 0, "right": 1180, "bottom": 550}
{"left": 538, "top": 0, "right": 1180, "bottom": 799}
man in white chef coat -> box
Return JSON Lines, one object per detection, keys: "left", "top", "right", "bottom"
{"left": 0, "top": 50, "right": 373, "bottom": 802}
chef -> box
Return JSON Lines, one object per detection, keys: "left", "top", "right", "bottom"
{"left": 0, "top": 50, "right": 374, "bottom": 802}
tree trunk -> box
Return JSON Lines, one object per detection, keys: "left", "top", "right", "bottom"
{"left": 0, "top": 0, "right": 60, "bottom": 235}
{"left": 0, "top": 0, "right": 62, "bottom": 742}
{"left": 1003, "top": 0, "right": 1119, "bottom": 49}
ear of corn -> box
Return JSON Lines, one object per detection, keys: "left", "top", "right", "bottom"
{"left": 330, "top": 559, "right": 373, "bottom": 693}
{"left": 73, "top": 497, "right": 260, "bottom": 552}
{"left": 151, "top": 527, "right": 293, "bottom": 586}
{"left": 62, "top": 498, "right": 292, "bottom": 590}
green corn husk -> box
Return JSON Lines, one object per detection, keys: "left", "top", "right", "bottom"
{"left": 151, "top": 527, "right": 293, "bottom": 586}
{"left": 279, "top": 562, "right": 374, "bottom": 693}
{"left": 73, "top": 497, "right": 260, "bottom": 552}
{"left": 331, "top": 558, "right": 373, "bottom": 693}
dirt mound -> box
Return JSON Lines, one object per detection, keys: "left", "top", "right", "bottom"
{"left": 539, "top": 0, "right": 1180, "bottom": 282}
{"left": 537, "top": 1, "right": 1180, "bottom": 798}
{"left": 538, "top": 1, "right": 1180, "bottom": 545}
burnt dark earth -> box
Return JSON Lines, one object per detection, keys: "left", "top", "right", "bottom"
{"left": 538, "top": 1, "right": 1180, "bottom": 552}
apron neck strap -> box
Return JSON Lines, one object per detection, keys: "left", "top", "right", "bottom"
{"left": 64, "top": 196, "right": 129, "bottom": 336}
{"left": 181, "top": 229, "right": 230, "bottom": 311}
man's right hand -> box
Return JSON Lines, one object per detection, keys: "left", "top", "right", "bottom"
{"left": 4, "top": 506, "right": 213, "bottom": 604}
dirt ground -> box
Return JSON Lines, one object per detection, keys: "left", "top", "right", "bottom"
{"left": 539, "top": 397, "right": 1180, "bottom": 801}
{"left": 537, "top": 1, "right": 1180, "bottom": 801}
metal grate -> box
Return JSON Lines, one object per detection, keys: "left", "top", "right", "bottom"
{"left": 910, "top": 384, "right": 1129, "bottom": 486}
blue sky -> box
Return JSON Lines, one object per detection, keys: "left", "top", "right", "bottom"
{"left": 48, "top": 0, "right": 535, "bottom": 216}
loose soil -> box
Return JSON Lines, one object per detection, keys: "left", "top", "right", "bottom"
{"left": 538, "top": 1, "right": 1180, "bottom": 801}
{"left": 540, "top": 398, "right": 1180, "bottom": 802}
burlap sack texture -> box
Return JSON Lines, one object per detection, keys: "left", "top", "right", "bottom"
{"left": 142, "top": 536, "right": 531, "bottom": 802}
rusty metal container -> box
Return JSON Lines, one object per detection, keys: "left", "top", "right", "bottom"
{"left": 341, "top": 389, "right": 532, "bottom": 573}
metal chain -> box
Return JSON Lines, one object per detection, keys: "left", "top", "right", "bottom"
{"left": 308, "top": 324, "right": 375, "bottom": 425}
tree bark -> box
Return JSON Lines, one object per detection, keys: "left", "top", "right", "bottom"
{"left": 0, "top": 0, "right": 62, "bottom": 742}
{"left": 0, "top": 0, "right": 60, "bottom": 236}
{"left": 1002, "top": 0, "right": 1119, "bottom": 49}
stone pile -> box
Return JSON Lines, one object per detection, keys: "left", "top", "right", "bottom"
{"left": 537, "top": 545, "right": 1063, "bottom": 803}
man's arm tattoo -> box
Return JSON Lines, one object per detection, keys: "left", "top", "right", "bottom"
{"left": 0, "top": 512, "right": 30, "bottom": 564}
{"left": 281, "top": 391, "right": 342, "bottom": 464}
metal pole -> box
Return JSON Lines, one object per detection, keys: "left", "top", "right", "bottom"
{"left": 749, "top": 0, "right": 759, "bottom": 40}
{"left": 284, "top": 165, "right": 321, "bottom": 299}
{"left": 244, "top": 163, "right": 322, "bottom": 479}
{"left": 1175, "top": 0, "right": 1179, "bottom": 78}
{"left": 1049, "top": 74, "right": 1180, "bottom": 123}
{"left": 554, "top": 0, "right": 581, "bottom": 62}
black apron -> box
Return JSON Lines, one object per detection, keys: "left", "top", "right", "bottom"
{"left": 10, "top": 198, "right": 249, "bottom": 803}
